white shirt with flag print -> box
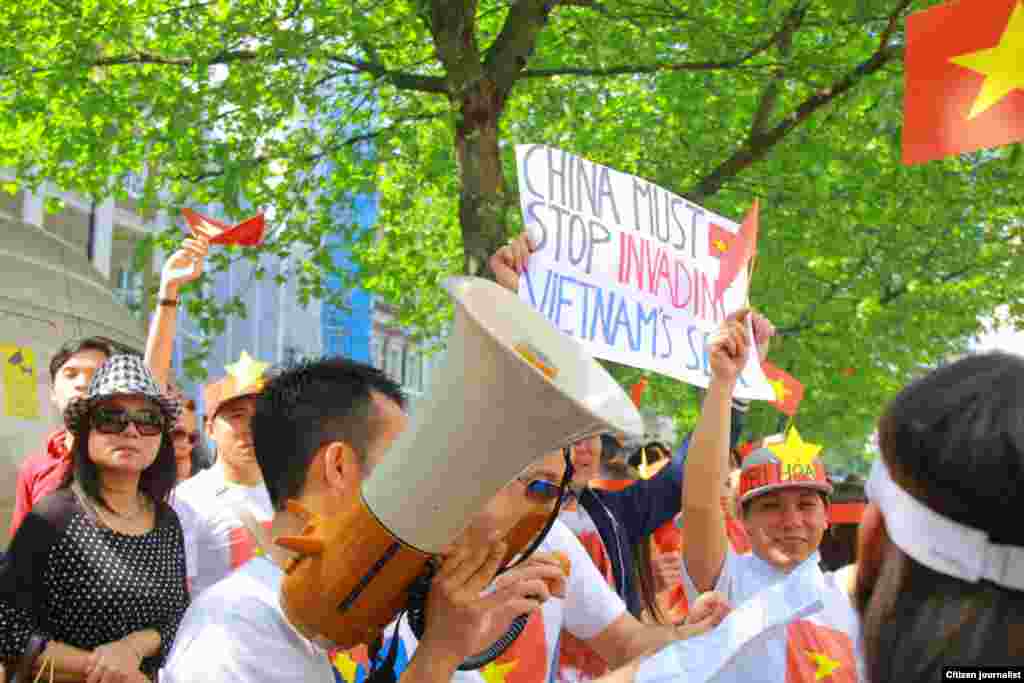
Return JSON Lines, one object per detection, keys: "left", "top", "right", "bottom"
{"left": 679, "top": 550, "right": 863, "bottom": 683}
{"left": 171, "top": 463, "right": 274, "bottom": 596}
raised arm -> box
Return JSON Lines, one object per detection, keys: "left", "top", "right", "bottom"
{"left": 682, "top": 315, "right": 751, "bottom": 593}
{"left": 144, "top": 237, "right": 208, "bottom": 389}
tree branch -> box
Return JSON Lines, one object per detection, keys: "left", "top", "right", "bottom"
{"left": 750, "top": 1, "right": 809, "bottom": 137}
{"left": 182, "top": 112, "right": 445, "bottom": 183}
{"left": 687, "top": 0, "right": 912, "bottom": 201}
{"left": 483, "top": 0, "right": 554, "bottom": 92}
{"left": 325, "top": 56, "right": 448, "bottom": 93}
{"left": 92, "top": 49, "right": 258, "bottom": 68}
{"left": 522, "top": 3, "right": 813, "bottom": 80}
{"left": 426, "top": 0, "right": 484, "bottom": 91}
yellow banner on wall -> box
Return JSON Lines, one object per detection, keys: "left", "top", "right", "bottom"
{"left": 0, "top": 345, "right": 41, "bottom": 420}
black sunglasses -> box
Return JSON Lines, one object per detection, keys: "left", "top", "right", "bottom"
{"left": 515, "top": 474, "right": 575, "bottom": 504}
{"left": 92, "top": 407, "right": 165, "bottom": 437}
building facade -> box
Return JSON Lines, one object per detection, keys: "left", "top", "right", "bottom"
{"left": 1, "top": 171, "right": 440, "bottom": 418}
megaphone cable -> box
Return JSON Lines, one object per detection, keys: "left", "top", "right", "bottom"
{"left": 401, "top": 448, "right": 576, "bottom": 672}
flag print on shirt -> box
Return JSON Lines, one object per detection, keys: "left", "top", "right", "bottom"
{"left": 483, "top": 611, "right": 549, "bottom": 683}
{"left": 557, "top": 521, "right": 615, "bottom": 683}
{"left": 785, "top": 620, "right": 858, "bottom": 682}
{"left": 332, "top": 636, "right": 410, "bottom": 683}
{"left": 228, "top": 521, "right": 274, "bottom": 569}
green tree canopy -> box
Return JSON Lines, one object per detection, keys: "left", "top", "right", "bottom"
{"left": 2, "top": 0, "right": 1023, "bottom": 455}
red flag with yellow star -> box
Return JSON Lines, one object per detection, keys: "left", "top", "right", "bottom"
{"left": 785, "top": 620, "right": 858, "bottom": 683}
{"left": 903, "top": 0, "right": 1024, "bottom": 164}
{"left": 761, "top": 361, "right": 804, "bottom": 416}
{"left": 708, "top": 200, "right": 759, "bottom": 301}
{"left": 182, "top": 208, "right": 266, "bottom": 246}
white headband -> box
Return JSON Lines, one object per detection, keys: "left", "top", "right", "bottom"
{"left": 867, "top": 458, "right": 1024, "bottom": 592}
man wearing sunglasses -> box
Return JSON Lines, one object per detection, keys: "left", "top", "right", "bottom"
{"left": 171, "top": 350, "right": 275, "bottom": 596}
{"left": 164, "top": 357, "right": 730, "bottom": 683}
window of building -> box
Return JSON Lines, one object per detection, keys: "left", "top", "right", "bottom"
{"left": 403, "top": 349, "right": 424, "bottom": 394}
{"left": 386, "top": 344, "right": 402, "bottom": 383}
{"left": 324, "top": 326, "right": 348, "bottom": 358}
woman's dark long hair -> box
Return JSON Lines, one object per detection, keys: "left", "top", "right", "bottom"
{"left": 599, "top": 453, "right": 670, "bottom": 624}
{"left": 61, "top": 413, "right": 179, "bottom": 510}
{"left": 860, "top": 352, "right": 1024, "bottom": 681}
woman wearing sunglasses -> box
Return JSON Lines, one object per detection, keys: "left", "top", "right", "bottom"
{"left": 0, "top": 354, "right": 190, "bottom": 682}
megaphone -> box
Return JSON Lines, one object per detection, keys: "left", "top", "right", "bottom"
{"left": 276, "top": 276, "right": 643, "bottom": 649}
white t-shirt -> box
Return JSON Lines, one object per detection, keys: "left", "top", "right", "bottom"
{"left": 171, "top": 463, "right": 274, "bottom": 596}
{"left": 680, "top": 550, "right": 863, "bottom": 682}
{"left": 555, "top": 505, "right": 617, "bottom": 683}
{"left": 161, "top": 556, "right": 335, "bottom": 682}
{"left": 331, "top": 519, "right": 626, "bottom": 683}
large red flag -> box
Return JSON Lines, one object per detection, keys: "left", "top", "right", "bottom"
{"left": 761, "top": 361, "right": 804, "bottom": 416}
{"left": 708, "top": 200, "right": 759, "bottom": 301}
{"left": 903, "top": 0, "right": 1024, "bottom": 164}
{"left": 182, "top": 208, "right": 266, "bottom": 247}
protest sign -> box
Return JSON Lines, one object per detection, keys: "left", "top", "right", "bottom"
{"left": 515, "top": 144, "right": 774, "bottom": 400}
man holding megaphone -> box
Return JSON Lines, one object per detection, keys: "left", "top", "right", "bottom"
{"left": 162, "top": 355, "right": 729, "bottom": 683}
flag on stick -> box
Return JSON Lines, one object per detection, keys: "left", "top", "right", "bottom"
{"left": 709, "top": 200, "right": 759, "bottom": 301}
{"left": 761, "top": 362, "right": 804, "bottom": 416}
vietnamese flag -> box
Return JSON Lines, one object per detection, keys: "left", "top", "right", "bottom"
{"left": 708, "top": 200, "right": 758, "bottom": 301}
{"left": 903, "top": 0, "right": 1024, "bottom": 164}
{"left": 761, "top": 361, "right": 804, "bottom": 416}
{"left": 786, "top": 620, "right": 858, "bottom": 683}
{"left": 182, "top": 208, "right": 266, "bottom": 246}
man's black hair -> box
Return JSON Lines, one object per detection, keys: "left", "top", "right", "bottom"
{"left": 49, "top": 337, "right": 134, "bottom": 383}
{"left": 251, "top": 356, "right": 406, "bottom": 511}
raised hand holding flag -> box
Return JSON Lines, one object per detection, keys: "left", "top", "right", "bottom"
{"left": 182, "top": 208, "right": 266, "bottom": 247}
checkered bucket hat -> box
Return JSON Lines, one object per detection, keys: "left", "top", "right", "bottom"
{"left": 64, "top": 354, "right": 181, "bottom": 433}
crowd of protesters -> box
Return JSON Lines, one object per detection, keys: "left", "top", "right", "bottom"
{"left": 0, "top": 228, "right": 1020, "bottom": 683}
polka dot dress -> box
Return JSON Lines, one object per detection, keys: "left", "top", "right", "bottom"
{"left": 0, "top": 489, "right": 190, "bottom": 677}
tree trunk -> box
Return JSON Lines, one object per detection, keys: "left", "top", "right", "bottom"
{"left": 454, "top": 77, "right": 511, "bottom": 279}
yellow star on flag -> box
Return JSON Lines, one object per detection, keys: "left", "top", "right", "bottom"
{"left": 768, "top": 377, "right": 791, "bottom": 402}
{"left": 225, "top": 351, "right": 270, "bottom": 390}
{"left": 807, "top": 650, "right": 841, "bottom": 680}
{"left": 332, "top": 652, "right": 359, "bottom": 683}
{"left": 712, "top": 238, "right": 729, "bottom": 253}
{"left": 950, "top": 1, "right": 1024, "bottom": 119}
{"left": 767, "top": 426, "right": 822, "bottom": 470}
{"left": 481, "top": 660, "right": 518, "bottom": 683}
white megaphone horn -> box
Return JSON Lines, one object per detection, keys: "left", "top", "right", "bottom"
{"left": 277, "top": 276, "right": 644, "bottom": 648}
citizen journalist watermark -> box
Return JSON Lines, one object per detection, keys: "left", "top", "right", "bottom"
{"left": 944, "top": 668, "right": 1024, "bottom": 680}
